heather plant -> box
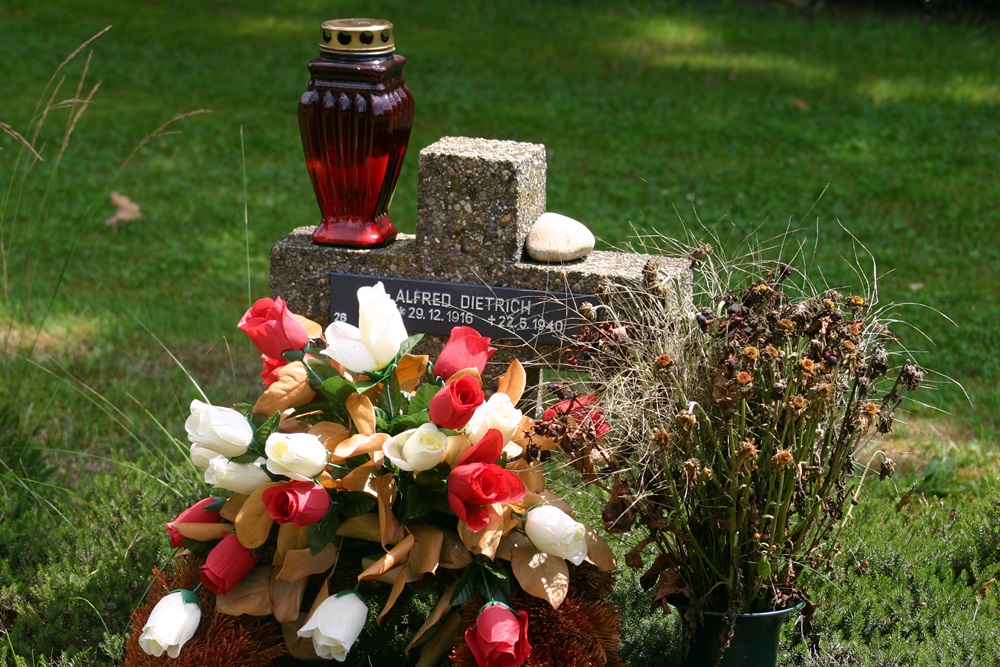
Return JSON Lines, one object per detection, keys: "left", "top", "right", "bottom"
{"left": 548, "top": 229, "right": 938, "bottom": 651}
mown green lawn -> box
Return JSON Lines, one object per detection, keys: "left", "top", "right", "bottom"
{"left": 1, "top": 1, "right": 998, "bottom": 665}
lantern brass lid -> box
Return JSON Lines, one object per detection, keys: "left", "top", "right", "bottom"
{"left": 319, "top": 18, "right": 395, "bottom": 54}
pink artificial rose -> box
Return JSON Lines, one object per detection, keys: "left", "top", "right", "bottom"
{"left": 541, "top": 393, "right": 611, "bottom": 440}
{"left": 166, "top": 497, "right": 221, "bottom": 549}
{"left": 238, "top": 297, "right": 309, "bottom": 360}
{"left": 261, "top": 480, "right": 331, "bottom": 527}
{"left": 199, "top": 533, "right": 259, "bottom": 595}
{"left": 447, "top": 429, "right": 526, "bottom": 532}
{"left": 464, "top": 603, "right": 531, "bottom": 667}
{"left": 433, "top": 326, "right": 496, "bottom": 381}
{"left": 429, "top": 375, "right": 485, "bottom": 430}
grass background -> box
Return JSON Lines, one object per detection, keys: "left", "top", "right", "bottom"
{"left": 1, "top": 0, "right": 998, "bottom": 664}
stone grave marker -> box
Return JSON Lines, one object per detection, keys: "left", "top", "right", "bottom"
{"left": 269, "top": 136, "right": 690, "bottom": 400}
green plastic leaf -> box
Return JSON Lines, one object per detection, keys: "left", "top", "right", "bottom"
{"left": 306, "top": 491, "right": 377, "bottom": 554}
{"left": 449, "top": 558, "right": 511, "bottom": 608}
{"left": 397, "top": 334, "right": 424, "bottom": 359}
{"left": 181, "top": 537, "right": 218, "bottom": 557}
{"left": 283, "top": 349, "right": 305, "bottom": 363}
{"left": 396, "top": 484, "right": 448, "bottom": 523}
{"left": 407, "top": 383, "right": 440, "bottom": 415}
{"left": 387, "top": 411, "right": 432, "bottom": 436}
{"left": 250, "top": 411, "right": 283, "bottom": 451}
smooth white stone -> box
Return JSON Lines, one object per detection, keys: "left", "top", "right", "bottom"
{"left": 525, "top": 212, "right": 595, "bottom": 262}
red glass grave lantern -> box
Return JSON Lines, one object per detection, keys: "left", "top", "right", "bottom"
{"left": 298, "top": 19, "right": 414, "bottom": 247}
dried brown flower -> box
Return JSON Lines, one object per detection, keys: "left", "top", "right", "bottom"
{"left": 764, "top": 344, "right": 781, "bottom": 359}
{"left": 901, "top": 363, "right": 924, "bottom": 391}
{"left": 777, "top": 318, "right": 795, "bottom": 331}
{"left": 879, "top": 457, "right": 896, "bottom": 481}
{"left": 800, "top": 358, "right": 816, "bottom": 372}
{"left": 789, "top": 394, "right": 809, "bottom": 415}
{"left": 653, "top": 428, "right": 672, "bottom": 447}
{"left": 656, "top": 353, "right": 674, "bottom": 369}
{"left": 682, "top": 458, "right": 702, "bottom": 486}
{"left": 676, "top": 411, "right": 697, "bottom": 430}
{"left": 743, "top": 346, "right": 760, "bottom": 360}
{"left": 848, "top": 295, "right": 866, "bottom": 308}
{"left": 862, "top": 402, "right": 881, "bottom": 415}
{"left": 735, "top": 371, "right": 753, "bottom": 386}
{"left": 772, "top": 448, "right": 795, "bottom": 469}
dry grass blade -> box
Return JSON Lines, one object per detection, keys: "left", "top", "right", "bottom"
{"left": 0, "top": 123, "right": 43, "bottom": 162}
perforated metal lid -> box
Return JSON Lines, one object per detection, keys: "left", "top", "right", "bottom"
{"left": 319, "top": 18, "right": 395, "bottom": 54}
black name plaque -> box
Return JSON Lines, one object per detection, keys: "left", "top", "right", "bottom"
{"left": 329, "top": 272, "right": 599, "bottom": 345}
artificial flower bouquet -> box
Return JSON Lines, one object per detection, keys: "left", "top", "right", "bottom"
{"left": 127, "top": 282, "right": 617, "bottom": 666}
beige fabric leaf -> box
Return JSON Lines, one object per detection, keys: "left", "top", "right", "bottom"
{"left": 337, "top": 513, "right": 382, "bottom": 543}
{"left": 271, "top": 570, "right": 307, "bottom": 623}
{"left": 458, "top": 507, "right": 509, "bottom": 560}
{"left": 274, "top": 523, "right": 308, "bottom": 567}
{"left": 375, "top": 473, "right": 402, "bottom": 548}
{"left": 408, "top": 524, "right": 445, "bottom": 575}
{"left": 359, "top": 534, "right": 415, "bottom": 581}
{"left": 496, "top": 359, "right": 526, "bottom": 405}
{"left": 216, "top": 566, "right": 273, "bottom": 617}
{"left": 438, "top": 529, "right": 474, "bottom": 570}
{"left": 396, "top": 354, "right": 429, "bottom": 393}
{"left": 337, "top": 460, "right": 379, "bottom": 494}
{"left": 413, "top": 612, "right": 464, "bottom": 667}
{"left": 220, "top": 494, "right": 248, "bottom": 522}
{"left": 443, "top": 434, "right": 471, "bottom": 469}
{"left": 444, "top": 367, "right": 482, "bottom": 386}
{"left": 346, "top": 393, "right": 376, "bottom": 435}
{"left": 332, "top": 432, "right": 389, "bottom": 462}
{"left": 277, "top": 543, "right": 340, "bottom": 582}
{"left": 294, "top": 314, "right": 323, "bottom": 339}
{"left": 282, "top": 615, "right": 321, "bottom": 660}
{"left": 584, "top": 525, "right": 618, "bottom": 571}
{"left": 507, "top": 458, "right": 545, "bottom": 493}
{"left": 310, "top": 421, "right": 351, "bottom": 453}
{"left": 169, "top": 522, "right": 233, "bottom": 542}
{"left": 254, "top": 362, "right": 316, "bottom": 416}
{"left": 235, "top": 482, "right": 279, "bottom": 549}
{"left": 511, "top": 539, "right": 569, "bottom": 609}
{"left": 377, "top": 566, "right": 410, "bottom": 623}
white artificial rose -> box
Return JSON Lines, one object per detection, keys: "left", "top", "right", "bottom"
{"left": 383, "top": 422, "right": 448, "bottom": 472}
{"left": 524, "top": 504, "right": 589, "bottom": 566}
{"left": 320, "top": 282, "right": 408, "bottom": 374}
{"left": 204, "top": 456, "right": 271, "bottom": 495}
{"left": 185, "top": 399, "right": 253, "bottom": 459}
{"left": 465, "top": 392, "right": 523, "bottom": 445}
{"left": 265, "top": 432, "right": 329, "bottom": 481}
{"left": 297, "top": 590, "right": 368, "bottom": 662}
{"left": 189, "top": 444, "right": 217, "bottom": 469}
{"left": 138, "top": 589, "right": 201, "bottom": 659}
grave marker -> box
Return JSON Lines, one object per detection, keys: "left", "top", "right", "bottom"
{"left": 270, "top": 136, "right": 690, "bottom": 391}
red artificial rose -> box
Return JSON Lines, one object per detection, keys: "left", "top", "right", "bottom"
{"left": 433, "top": 326, "right": 496, "bottom": 381}
{"left": 238, "top": 296, "right": 310, "bottom": 361}
{"left": 166, "top": 497, "right": 221, "bottom": 548}
{"left": 261, "top": 480, "right": 331, "bottom": 527}
{"left": 199, "top": 532, "right": 259, "bottom": 595}
{"left": 447, "top": 429, "right": 526, "bottom": 532}
{"left": 464, "top": 603, "right": 531, "bottom": 667}
{"left": 429, "top": 375, "right": 485, "bottom": 430}
{"left": 541, "top": 393, "right": 611, "bottom": 440}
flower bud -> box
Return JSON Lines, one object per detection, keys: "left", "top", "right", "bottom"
{"left": 524, "top": 505, "right": 589, "bottom": 566}
{"left": 185, "top": 400, "right": 253, "bottom": 459}
{"left": 298, "top": 590, "right": 368, "bottom": 661}
{"left": 138, "top": 590, "right": 201, "bottom": 658}
{"left": 383, "top": 422, "right": 449, "bottom": 472}
{"left": 265, "top": 432, "right": 329, "bottom": 481}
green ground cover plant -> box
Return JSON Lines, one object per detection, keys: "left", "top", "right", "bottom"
{"left": 1, "top": 0, "right": 997, "bottom": 664}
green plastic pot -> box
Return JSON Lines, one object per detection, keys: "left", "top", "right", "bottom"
{"left": 675, "top": 601, "right": 806, "bottom": 667}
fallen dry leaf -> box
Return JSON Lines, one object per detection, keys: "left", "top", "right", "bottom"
{"left": 105, "top": 192, "right": 142, "bottom": 227}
